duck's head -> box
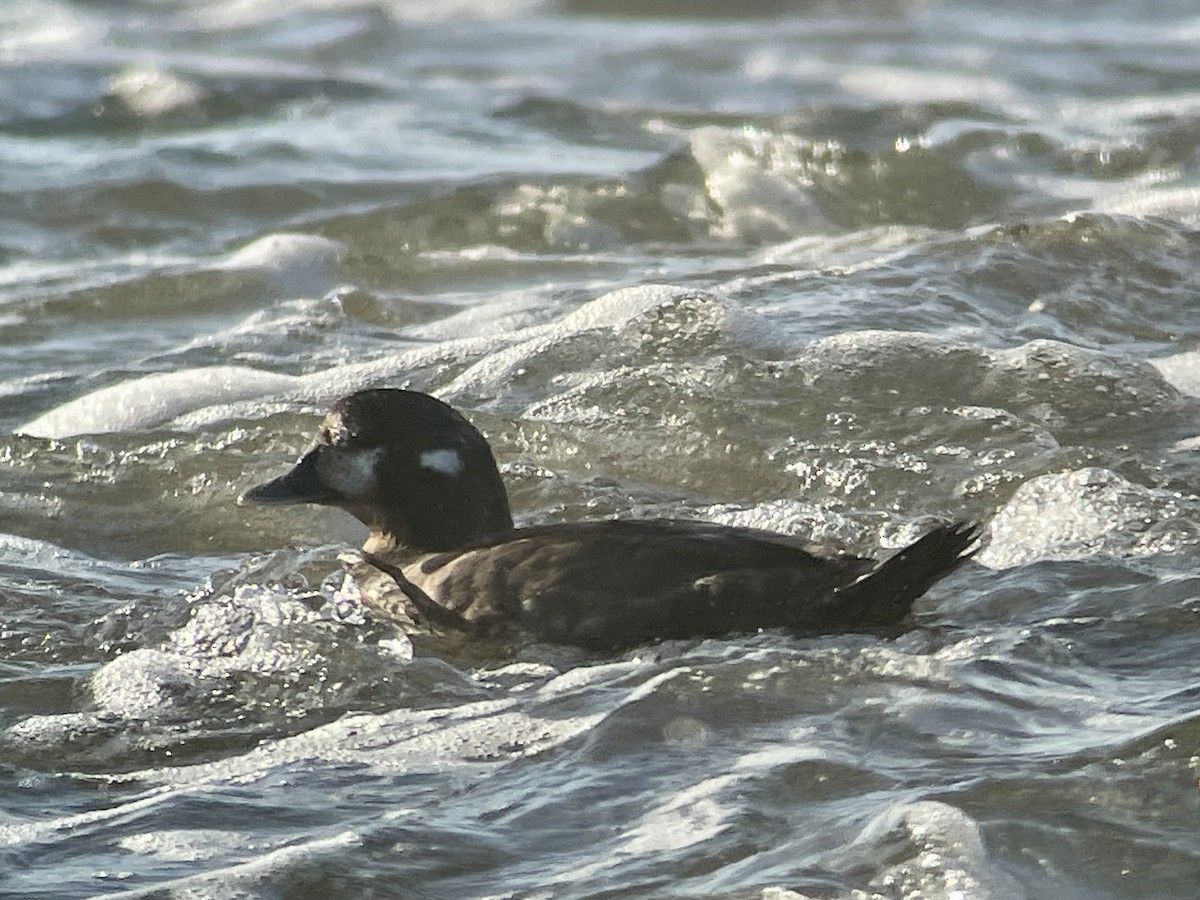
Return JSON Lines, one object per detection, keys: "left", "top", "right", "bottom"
{"left": 240, "top": 389, "right": 514, "bottom": 554}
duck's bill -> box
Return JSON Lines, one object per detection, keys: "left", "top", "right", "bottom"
{"left": 238, "top": 448, "right": 336, "bottom": 506}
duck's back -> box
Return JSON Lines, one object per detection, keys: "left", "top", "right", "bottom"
{"left": 381, "top": 519, "right": 975, "bottom": 651}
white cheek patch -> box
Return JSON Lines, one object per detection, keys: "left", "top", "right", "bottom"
{"left": 419, "top": 448, "right": 464, "bottom": 477}
{"left": 319, "top": 446, "right": 382, "bottom": 497}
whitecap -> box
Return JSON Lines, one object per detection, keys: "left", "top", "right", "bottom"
{"left": 828, "top": 800, "right": 1026, "bottom": 900}
{"left": 108, "top": 66, "right": 209, "bottom": 119}
{"left": 981, "top": 467, "right": 1196, "bottom": 567}
{"left": 14, "top": 284, "right": 751, "bottom": 438}
{"left": 15, "top": 366, "right": 301, "bottom": 438}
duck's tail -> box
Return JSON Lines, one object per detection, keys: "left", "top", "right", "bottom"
{"left": 841, "top": 521, "right": 982, "bottom": 630}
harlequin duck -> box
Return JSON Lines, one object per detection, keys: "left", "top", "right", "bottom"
{"left": 239, "top": 389, "right": 979, "bottom": 651}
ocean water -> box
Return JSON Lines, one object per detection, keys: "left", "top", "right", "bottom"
{"left": 2, "top": 0, "right": 1200, "bottom": 897}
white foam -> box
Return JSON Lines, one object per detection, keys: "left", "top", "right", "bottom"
{"left": 108, "top": 66, "right": 207, "bottom": 118}
{"left": 16, "top": 366, "right": 301, "bottom": 438}
{"left": 14, "top": 285, "right": 748, "bottom": 439}
{"left": 440, "top": 286, "right": 753, "bottom": 396}
{"left": 218, "top": 233, "right": 346, "bottom": 273}
{"left": 840, "top": 66, "right": 1020, "bottom": 107}
{"left": 687, "top": 126, "right": 829, "bottom": 241}
{"left": 980, "top": 467, "right": 1192, "bottom": 568}
{"left": 214, "top": 232, "right": 348, "bottom": 298}
{"left": 836, "top": 800, "right": 1024, "bottom": 900}
{"left": 1152, "top": 349, "right": 1200, "bottom": 397}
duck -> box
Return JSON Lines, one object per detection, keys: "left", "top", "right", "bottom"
{"left": 239, "top": 388, "right": 980, "bottom": 652}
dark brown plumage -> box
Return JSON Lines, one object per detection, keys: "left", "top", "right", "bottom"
{"left": 241, "top": 389, "right": 979, "bottom": 651}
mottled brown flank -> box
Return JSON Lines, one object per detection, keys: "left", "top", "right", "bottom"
{"left": 374, "top": 519, "right": 980, "bottom": 651}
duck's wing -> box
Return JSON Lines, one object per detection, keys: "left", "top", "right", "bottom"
{"left": 361, "top": 551, "right": 482, "bottom": 635}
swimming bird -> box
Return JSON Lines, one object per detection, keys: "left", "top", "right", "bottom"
{"left": 239, "top": 389, "right": 979, "bottom": 651}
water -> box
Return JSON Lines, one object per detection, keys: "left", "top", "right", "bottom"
{"left": 2, "top": 0, "right": 1200, "bottom": 897}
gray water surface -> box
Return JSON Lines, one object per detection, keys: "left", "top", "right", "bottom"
{"left": 3, "top": 1, "right": 1200, "bottom": 897}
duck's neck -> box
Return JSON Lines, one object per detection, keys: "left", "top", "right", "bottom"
{"left": 361, "top": 500, "right": 515, "bottom": 557}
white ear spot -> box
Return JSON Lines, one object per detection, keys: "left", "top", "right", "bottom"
{"left": 419, "top": 448, "right": 464, "bottom": 476}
